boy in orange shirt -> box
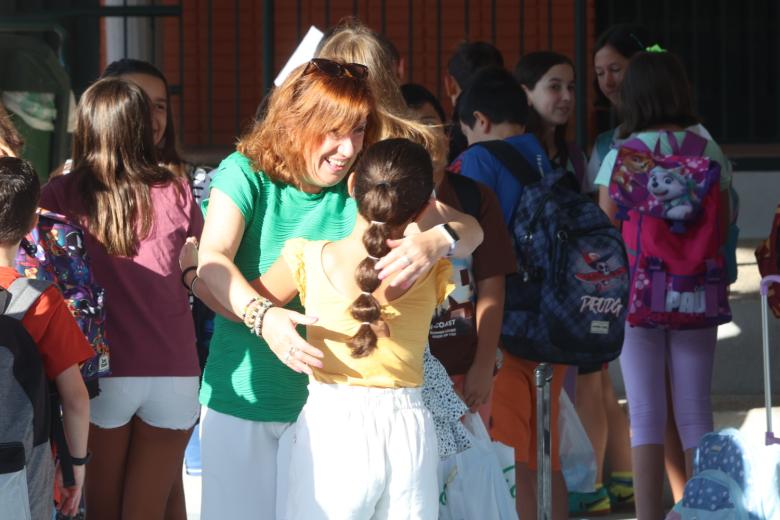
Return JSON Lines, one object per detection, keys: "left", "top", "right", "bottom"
{"left": 0, "top": 156, "right": 93, "bottom": 519}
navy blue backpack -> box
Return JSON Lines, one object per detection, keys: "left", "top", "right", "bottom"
{"left": 476, "top": 140, "right": 629, "bottom": 365}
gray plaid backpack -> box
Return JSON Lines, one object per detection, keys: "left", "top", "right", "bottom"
{"left": 0, "top": 278, "right": 54, "bottom": 520}
{"left": 475, "top": 140, "right": 629, "bottom": 365}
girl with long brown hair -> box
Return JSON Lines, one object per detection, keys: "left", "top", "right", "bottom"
{"left": 39, "top": 77, "right": 203, "bottom": 519}
{"left": 257, "top": 137, "right": 451, "bottom": 519}
{"left": 100, "top": 58, "right": 185, "bottom": 178}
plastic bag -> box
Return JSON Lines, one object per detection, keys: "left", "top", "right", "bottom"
{"left": 438, "top": 413, "right": 518, "bottom": 520}
{"left": 559, "top": 391, "right": 597, "bottom": 493}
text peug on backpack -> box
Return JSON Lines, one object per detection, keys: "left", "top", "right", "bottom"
{"left": 477, "top": 140, "right": 630, "bottom": 366}
{"left": 613, "top": 131, "right": 731, "bottom": 330}
{"left": 16, "top": 210, "right": 109, "bottom": 384}
{"left": 0, "top": 278, "right": 55, "bottom": 520}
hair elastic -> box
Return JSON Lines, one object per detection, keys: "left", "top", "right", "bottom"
{"left": 370, "top": 220, "right": 386, "bottom": 226}
{"left": 361, "top": 291, "right": 372, "bottom": 295}
{"left": 361, "top": 321, "right": 372, "bottom": 326}
{"left": 645, "top": 43, "right": 666, "bottom": 53}
{"left": 367, "top": 254, "right": 379, "bottom": 260}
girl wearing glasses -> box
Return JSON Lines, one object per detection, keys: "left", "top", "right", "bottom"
{"left": 195, "top": 59, "right": 482, "bottom": 519}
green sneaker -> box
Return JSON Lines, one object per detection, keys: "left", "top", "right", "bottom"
{"left": 568, "top": 485, "right": 611, "bottom": 516}
{"left": 607, "top": 474, "right": 635, "bottom": 512}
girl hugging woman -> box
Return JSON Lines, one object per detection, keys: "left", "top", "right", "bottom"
{"left": 255, "top": 138, "right": 453, "bottom": 520}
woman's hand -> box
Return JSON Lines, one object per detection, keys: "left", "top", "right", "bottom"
{"left": 261, "top": 307, "right": 324, "bottom": 375}
{"left": 374, "top": 226, "right": 449, "bottom": 289}
{"left": 179, "top": 236, "right": 199, "bottom": 271}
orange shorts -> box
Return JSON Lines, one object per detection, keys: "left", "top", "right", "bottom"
{"left": 490, "top": 352, "right": 567, "bottom": 471}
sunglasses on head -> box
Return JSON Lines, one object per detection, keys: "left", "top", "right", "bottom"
{"left": 304, "top": 58, "right": 369, "bottom": 80}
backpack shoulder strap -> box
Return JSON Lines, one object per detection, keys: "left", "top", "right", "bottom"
{"left": 0, "top": 287, "right": 9, "bottom": 314}
{"left": 595, "top": 130, "right": 614, "bottom": 161}
{"left": 445, "top": 173, "right": 482, "bottom": 220}
{"left": 4, "top": 278, "right": 51, "bottom": 320}
{"left": 679, "top": 130, "right": 709, "bottom": 156}
{"left": 473, "top": 139, "right": 542, "bottom": 186}
{"left": 566, "top": 141, "right": 587, "bottom": 186}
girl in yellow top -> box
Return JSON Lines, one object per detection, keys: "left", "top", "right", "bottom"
{"left": 256, "top": 138, "right": 452, "bottom": 520}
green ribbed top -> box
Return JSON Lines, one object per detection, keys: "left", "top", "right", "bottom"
{"left": 199, "top": 152, "right": 356, "bottom": 422}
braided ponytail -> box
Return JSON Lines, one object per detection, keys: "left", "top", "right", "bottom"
{"left": 348, "top": 219, "right": 391, "bottom": 357}
{"left": 346, "top": 138, "right": 434, "bottom": 358}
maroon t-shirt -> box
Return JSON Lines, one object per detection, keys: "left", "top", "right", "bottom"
{"left": 429, "top": 173, "right": 516, "bottom": 375}
{"left": 40, "top": 174, "right": 203, "bottom": 377}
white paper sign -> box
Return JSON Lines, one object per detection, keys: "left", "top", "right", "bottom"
{"left": 274, "top": 26, "right": 324, "bottom": 87}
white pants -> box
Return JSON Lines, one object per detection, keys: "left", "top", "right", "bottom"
{"left": 200, "top": 407, "right": 293, "bottom": 520}
{"left": 286, "top": 382, "right": 439, "bottom": 520}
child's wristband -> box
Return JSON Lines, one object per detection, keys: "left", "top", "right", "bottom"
{"left": 70, "top": 451, "right": 92, "bottom": 466}
{"left": 181, "top": 266, "right": 197, "bottom": 291}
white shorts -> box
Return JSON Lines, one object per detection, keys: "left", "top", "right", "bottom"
{"left": 286, "top": 382, "right": 439, "bottom": 520}
{"left": 90, "top": 376, "right": 200, "bottom": 430}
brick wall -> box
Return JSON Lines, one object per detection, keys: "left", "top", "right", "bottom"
{"left": 155, "top": 0, "right": 596, "bottom": 150}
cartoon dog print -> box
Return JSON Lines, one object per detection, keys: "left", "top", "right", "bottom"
{"left": 646, "top": 166, "right": 698, "bottom": 220}
{"left": 614, "top": 151, "right": 654, "bottom": 193}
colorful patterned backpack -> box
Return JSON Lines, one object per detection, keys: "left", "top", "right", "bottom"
{"left": 609, "top": 131, "right": 720, "bottom": 233}
{"left": 617, "top": 132, "right": 731, "bottom": 330}
{"left": 16, "top": 210, "right": 109, "bottom": 381}
{"left": 669, "top": 429, "right": 780, "bottom": 520}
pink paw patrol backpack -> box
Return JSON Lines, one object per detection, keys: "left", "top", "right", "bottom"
{"left": 611, "top": 131, "right": 731, "bottom": 330}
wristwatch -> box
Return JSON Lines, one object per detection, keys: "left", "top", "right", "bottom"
{"left": 435, "top": 223, "right": 460, "bottom": 257}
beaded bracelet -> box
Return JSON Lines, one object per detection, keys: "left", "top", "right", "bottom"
{"left": 243, "top": 300, "right": 264, "bottom": 329}
{"left": 241, "top": 296, "right": 262, "bottom": 323}
{"left": 251, "top": 298, "right": 275, "bottom": 337}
